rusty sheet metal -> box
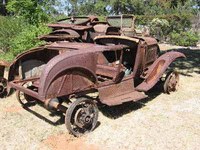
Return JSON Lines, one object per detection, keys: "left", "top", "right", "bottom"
{"left": 38, "top": 43, "right": 128, "bottom": 98}
{"left": 98, "top": 79, "right": 147, "bottom": 106}
{"left": 133, "top": 36, "right": 158, "bottom": 45}
{"left": 96, "top": 64, "right": 119, "bottom": 78}
{"left": 94, "top": 35, "right": 140, "bottom": 43}
{"left": 57, "top": 16, "right": 97, "bottom": 25}
{"left": 39, "top": 35, "right": 79, "bottom": 41}
{"left": 87, "top": 16, "right": 99, "bottom": 22}
{"left": 53, "top": 29, "right": 80, "bottom": 37}
{"left": 42, "top": 35, "right": 76, "bottom": 39}
{"left": 90, "top": 21, "right": 108, "bottom": 25}
{"left": 44, "top": 41, "right": 128, "bottom": 52}
{"left": 136, "top": 51, "right": 186, "bottom": 92}
{"left": 45, "top": 24, "right": 93, "bottom": 30}
{"left": 8, "top": 81, "right": 44, "bottom": 101}
{"left": 132, "top": 41, "right": 145, "bottom": 78}
{"left": 93, "top": 24, "right": 109, "bottom": 33}
{"left": 8, "top": 42, "right": 128, "bottom": 78}
{"left": 95, "top": 35, "right": 158, "bottom": 46}
{"left": 102, "top": 91, "right": 147, "bottom": 106}
{"left": 39, "top": 29, "right": 80, "bottom": 40}
{"left": 38, "top": 52, "right": 98, "bottom": 98}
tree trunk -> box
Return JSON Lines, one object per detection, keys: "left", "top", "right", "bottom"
{"left": 1, "top": 0, "right": 7, "bottom": 16}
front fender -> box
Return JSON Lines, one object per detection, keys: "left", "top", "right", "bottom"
{"left": 136, "top": 51, "right": 186, "bottom": 92}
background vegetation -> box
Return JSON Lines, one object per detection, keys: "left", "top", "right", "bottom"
{"left": 0, "top": 0, "right": 199, "bottom": 61}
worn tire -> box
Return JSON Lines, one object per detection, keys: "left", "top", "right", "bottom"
{"left": 164, "top": 71, "right": 179, "bottom": 94}
{"left": 65, "top": 97, "right": 98, "bottom": 137}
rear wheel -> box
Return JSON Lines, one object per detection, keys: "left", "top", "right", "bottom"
{"left": 16, "top": 83, "right": 37, "bottom": 106}
{"left": 164, "top": 71, "right": 179, "bottom": 94}
{"left": 65, "top": 97, "right": 98, "bottom": 137}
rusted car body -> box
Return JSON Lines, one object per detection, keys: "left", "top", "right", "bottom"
{"left": 40, "top": 16, "right": 110, "bottom": 42}
{"left": 0, "top": 15, "right": 186, "bottom": 136}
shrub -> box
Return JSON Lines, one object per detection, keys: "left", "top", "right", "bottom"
{"left": 9, "top": 25, "right": 51, "bottom": 58}
{"left": 6, "top": 0, "right": 51, "bottom": 25}
{"left": 149, "top": 18, "right": 170, "bottom": 41}
{"left": 0, "top": 16, "right": 51, "bottom": 62}
{"left": 135, "top": 14, "right": 193, "bottom": 33}
{"left": 170, "top": 30, "right": 199, "bottom": 46}
{"left": 0, "top": 16, "right": 24, "bottom": 52}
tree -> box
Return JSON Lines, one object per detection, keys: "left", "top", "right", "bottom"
{"left": 6, "top": 0, "right": 59, "bottom": 24}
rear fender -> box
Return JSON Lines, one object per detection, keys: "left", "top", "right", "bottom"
{"left": 38, "top": 52, "right": 98, "bottom": 99}
{"left": 53, "top": 29, "right": 80, "bottom": 37}
{"left": 136, "top": 51, "right": 186, "bottom": 92}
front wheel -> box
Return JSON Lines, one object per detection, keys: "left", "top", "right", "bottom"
{"left": 65, "top": 97, "right": 98, "bottom": 137}
{"left": 163, "top": 71, "right": 179, "bottom": 94}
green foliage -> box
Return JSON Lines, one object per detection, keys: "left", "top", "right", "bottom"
{"left": 135, "top": 14, "right": 198, "bottom": 45}
{"left": 0, "top": 16, "right": 24, "bottom": 52}
{"left": 149, "top": 18, "right": 170, "bottom": 41}
{"left": 66, "top": 0, "right": 109, "bottom": 16}
{"left": 0, "top": 16, "right": 51, "bottom": 62}
{"left": 135, "top": 14, "right": 193, "bottom": 30}
{"left": 64, "top": 0, "right": 199, "bottom": 16}
{"left": 135, "top": 14, "right": 194, "bottom": 38}
{"left": 0, "top": 0, "right": 57, "bottom": 61}
{"left": 6, "top": 0, "right": 48, "bottom": 25}
{"left": 170, "top": 30, "right": 199, "bottom": 46}
{"left": 9, "top": 25, "right": 51, "bottom": 57}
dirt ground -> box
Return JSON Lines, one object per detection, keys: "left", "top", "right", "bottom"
{"left": 0, "top": 44, "right": 200, "bottom": 150}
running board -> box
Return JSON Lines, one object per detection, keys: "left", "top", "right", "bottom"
{"left": 100, "top": 90, "right": 147, "bottom": 106}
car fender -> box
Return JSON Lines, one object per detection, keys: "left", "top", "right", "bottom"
{"left": 136, "top": 51, "right": 186, "bottom": 92}
{"left": 38, "top": 52, "right": 98, "bottom": 99}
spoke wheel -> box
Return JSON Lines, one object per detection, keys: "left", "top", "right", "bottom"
{"left": 16, "top": 83, "right": 37, "bottom": 106}
{"left": 0, "top": 77, "right": 9, "bottom": 98}
{"left": 164, "top": 71, "right": 179, "bottom": 94}
{"left": 65, "top": 97, "right": 98, "bottom": 137}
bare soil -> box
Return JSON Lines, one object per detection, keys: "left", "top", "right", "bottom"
{"left": 0, "top": 44, "right": 200, "bottom": 150}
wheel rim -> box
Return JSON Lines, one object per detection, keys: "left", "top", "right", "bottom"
{"left": 16, "top": 83, "right": 37, "bottom": 106}
{"left": 65, "top": 97, "right": 98, "bottom": 136}
{"left": 164, "top": 72, "right": 179, "bottom": 94}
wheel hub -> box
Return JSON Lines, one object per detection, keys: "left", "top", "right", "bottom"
{"left": 74, "top": 108, "right": 92, "bottom": 128}
{"left": 65, "top": 97, "right": 99, "bottom": 136}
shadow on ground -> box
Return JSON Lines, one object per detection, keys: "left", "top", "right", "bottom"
{"left": 98, "top": 81, "right": 164, "bottom": 119}
{"left": 161, "top": 48, "right": 200, "bottom": 75}
{"left": 23, "top": 101, "right": 65, "bottom": 126}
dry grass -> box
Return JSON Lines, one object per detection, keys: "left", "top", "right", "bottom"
{"left": 85, "top": 73, "right": 200, "bottom": 150}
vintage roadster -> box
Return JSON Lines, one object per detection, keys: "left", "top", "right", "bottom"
{"left": 0, "top": 15, "right": 186, "bottom": 136}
